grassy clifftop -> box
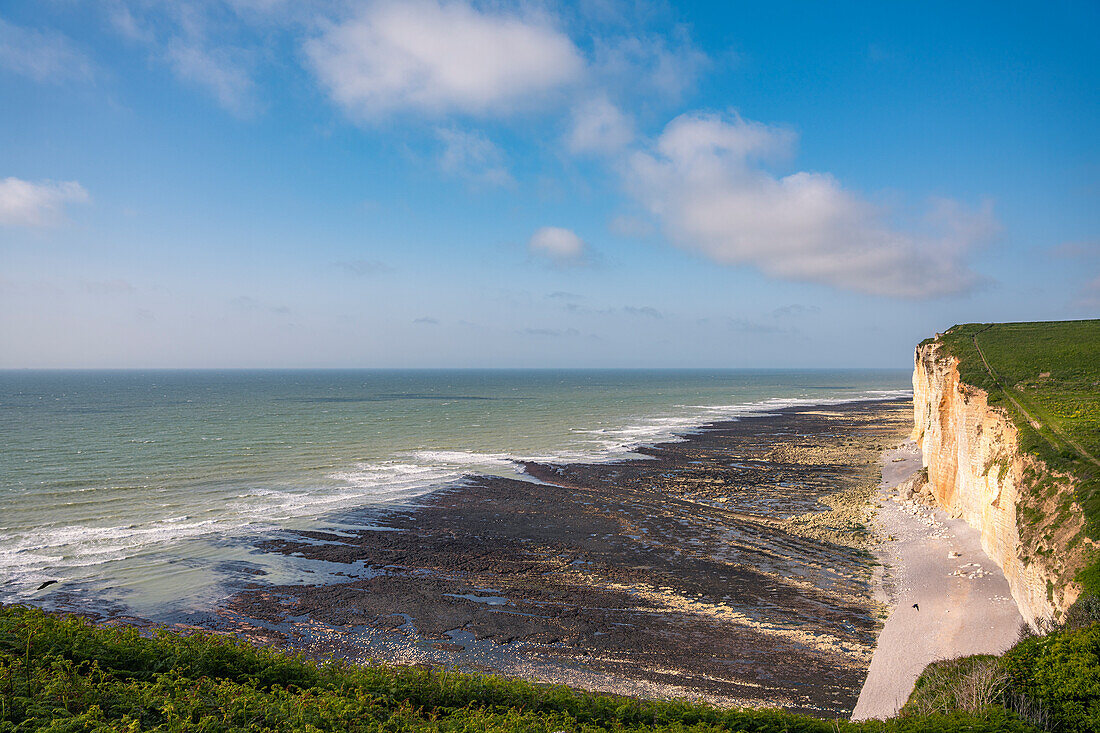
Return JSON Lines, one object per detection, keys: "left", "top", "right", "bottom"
{"left": 930, "top": 320, "right": 1100, "bottom": 594}
{"left": 931, "top": 320, "right": 1100, "bottom": 475}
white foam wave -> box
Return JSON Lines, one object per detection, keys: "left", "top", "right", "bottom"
{"left": 1, "top": 386, "right": 912, "bottom": 600}
{"left": 0, "top": 459, "right": 469, "bottom": 598}
{"left": 576, "top": 390, "right": 913, "bottom": 458}
{"left": 407, "top": 450, "right": 517, "bottom": 468}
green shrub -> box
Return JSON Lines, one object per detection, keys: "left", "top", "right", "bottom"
{"left": 0, "top": 604, "right": 1041, "bottom": 732}
{"left": 1002, "top": 620, "right": 1100, "bottom": 733}
{"left": 900, "top": 655, "right": 1007, "bottom": 718}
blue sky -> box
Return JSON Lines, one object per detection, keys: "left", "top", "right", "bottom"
{"left": 1, "top": 0, "right": 1097, "bottom": 368}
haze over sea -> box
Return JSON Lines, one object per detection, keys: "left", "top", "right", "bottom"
{"left": 1, "top": 369, "right": 908, "bottom": 620}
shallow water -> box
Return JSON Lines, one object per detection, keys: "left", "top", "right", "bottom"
{"left": 0, "top": 369, "right": 909, "bottom": 617}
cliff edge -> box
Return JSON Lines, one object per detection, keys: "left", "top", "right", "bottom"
{"left": 912, "top": 322, "right": 1100, "bottom": 627}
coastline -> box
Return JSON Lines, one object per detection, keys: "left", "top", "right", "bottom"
{"left": 212, "top": 398, "right": 912, "bottom": 716}
{"left": 851, "top": 441, "right": 1024, "bottom": 720}
{"left": 1, "top": 372, "right": 912, "bottom": 615}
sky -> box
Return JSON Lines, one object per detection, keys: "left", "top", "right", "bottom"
{"left": 0, "top": 0, "right": 1097, "bottom": 368}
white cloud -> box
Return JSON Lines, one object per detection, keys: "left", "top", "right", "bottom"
{"left": 437, "top": 128, "right": 512, "bottom": 186}
{"left": 591, "top": 31, "right": 708, "bottom": 103}
{"left": 627, "top": 112, "right": 997, "bottom": 298}
{"left": 0, "top": 177, "right": 89, "bottom": 227}
{"left": 165, "top": 40, "right": 256, "bottom": 116}
{"left": 529, "top": 226, "right": 588, "bottom": 262}
{"left": 103, "top": 2, "right": 261, "bottom": 115}
{"left": 107, "top": 2, "right": 154, "bottom": 42}
{"left": 0, "top": 19, "right": 94, "bottom": 83}
{"left": 304, "top": 0, "right": 585, "bottom": 119}
{"left": 568, "top": 96, "right": 634, "bottom": 155}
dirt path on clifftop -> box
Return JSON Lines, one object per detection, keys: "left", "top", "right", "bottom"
{"left": 972, "top": 329, "right": 1100, "bottom": 467}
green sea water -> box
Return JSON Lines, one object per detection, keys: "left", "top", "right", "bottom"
{"left": 0, "top": 369, "right": 910, "bottom": 618}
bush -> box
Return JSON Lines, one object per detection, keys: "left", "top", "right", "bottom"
{"left": 1002, "top": 619, "right": 1100, "bottom": 733}
{"left": 0, "top": 604, "right": 1041, "bottom": 732}
{"left": 901, "top": 655, "right": 1008, "bottom": 717}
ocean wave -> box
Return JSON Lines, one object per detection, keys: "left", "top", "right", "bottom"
{"left": 0, "top": 461, "right": 464, "bottom": 598}
{"left": 324, "top": 389, "right": 916, "bottom": 500}
{"left": 573, "top": 389, "right": 913, "bottom": 460}
{"left": 0, "top": 386, "right": 912, "bottom": 602}
{"left": 406, "top": 450, "right": 518, "bottom": 468}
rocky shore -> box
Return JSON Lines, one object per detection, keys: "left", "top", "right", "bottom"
{"left": 217, "top": 399, "right": 911, "bottom": 716}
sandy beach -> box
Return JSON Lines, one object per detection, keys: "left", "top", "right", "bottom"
{"left": 851, "top": 441, "right": 1024, "bottom": 720}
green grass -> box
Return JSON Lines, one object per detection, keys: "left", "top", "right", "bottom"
{"left": 933, "top": 320, "right": 1100, "bottom": 593}
{"left": 0, "top": 604, "right": 1038, "bottom": 732}
{"left": 937, "top": 321, "right": 1100, "bottom": 462}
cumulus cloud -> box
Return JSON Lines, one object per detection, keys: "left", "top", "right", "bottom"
{"left": 437, "top": 128, "right": 512, "bottom": 186}
{"left": 0, "top": 19, "right": 95, "bottom": 83}
{"left": 305, "top": 0, "right": 585, "bottom": 119}
{"left": 626, "top": 112, "right": 997, "bottom": 298}
{"left": 0, "top": 177, "right": 89, "bottom": 227}
{"left": 568, "top": 96, "right": 634, "bottom": 155}
{"left": 528, "top": 226, "right": 588, "bottom": 263}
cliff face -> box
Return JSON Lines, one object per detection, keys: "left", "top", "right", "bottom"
{"left": 912, "top": 341, "right": 1081, "bottom": 627}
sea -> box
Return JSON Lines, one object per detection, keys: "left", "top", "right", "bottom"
{"left": 0, "top": 369, "right": 910, "bottom": 620}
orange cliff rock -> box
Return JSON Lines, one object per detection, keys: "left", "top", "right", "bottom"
{"left": 912, "top": 340, "right": 1084, "bottom": 628}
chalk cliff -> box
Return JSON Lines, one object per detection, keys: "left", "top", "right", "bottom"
{"left": 912, "top": 340, "right": 1084, "bottom": 627}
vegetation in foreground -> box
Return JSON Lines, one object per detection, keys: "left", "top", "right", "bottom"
{"left": 0, "top": 604, "right": 1038, "bottom": 732}
{"left": 903, "top": 596, "right": 1100, "bottom": 733}
{"left": 928, "top": 320, "right": 1100, "bottom": 596}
